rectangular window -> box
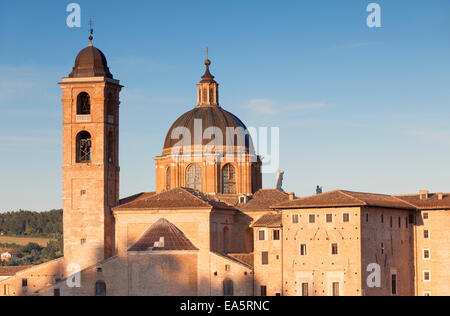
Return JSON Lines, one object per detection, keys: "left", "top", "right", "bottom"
{"left": 332, "top": 282, "right": 340, "bottom": 296}
{"left": 423, "top": 213, "right": 429, "bottom": 220}
{"left": 326, "top": 214, "right": 333, "bottom": 223}
{"left": 390, "top": 216, "right": 393, "bottom": 228}
{"left": 366, "top": 213, "right": 369, "bottom": 222}
{"left": 22, "top": 279, "right": 28, "bottom": 288}
{"left": 260, "top": 286, "right": 267, "bottom": 296}
{"left": 301, "top": 283, "right": 309, "bottom": 296}
{"left": 309, "top": 214, "right": 315, "bottom": 223}
{"left": 331, "top": 243, "right": 339, "bottom": 255}
{"left": 343, "top": 213, "right": 350, "bottom": 222}
{"left": 381, "top": 243, "right": 384, "bottom": 255}
{"left": 261, "top": 252, "right": 269, "bottom": 265}
{"left": 424, "top": 230, "right": 429, "bottom": 239}
{"left": 406, "top": 216, "right": 408, "bottom": 228}
{"left": 292, "top": 214, "right": 299, "bottom": 224}
{"left": 409, "top": 214, "right": 415, "bottom": 224}
{"left": 423, "top": 249, "right": 430, "bottom": 260}
{"left": 54, "top": 288, "right": 60, "bottom": 297}
{"left": 81, "top": 238, "right": 86, "bottom": 246}
{"left": 273, "top": 230, "right": 280, "bottom": 241}
{"left": 381, "top": 214, "right": 384, "bottom": 223}
{"left": 423, "top": 271, "right": 431, "bottom": 281}
{"left": 300, "top": 244, "right": 307, "bottom": 256}
{"left": 391, "top": 274, "right": 397, "bottom": 295}
{"left": 258, "top": 230, "right": 266, "bottom": 241}
{"left": 398, "top": 217, "right": 401, "bottom": 228}
{"left": 423, "top": 292, "right": 431, "bottom": 297}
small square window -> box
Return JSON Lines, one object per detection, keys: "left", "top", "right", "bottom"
{"left": 292, "top": 214, "right": 299, "bottom": 224}
{"left": 81, "top": 238, "right": 86, "bottom": 245}
{"left": 343, "top": 213, "right": 350, "bottom": 222}
{"left": 54, "top": 288, "right": 61, "bottom": 297}
{"left": 258, "top": 230, "right": 266, "bottom": 241}
{"left": 423, "top": 213, "right": 429, "bottom": 220}
{"left": 273, "top": 230, "right": 280, "bottom": 241}
{"left": 225, "top": 265, "right": 231, "bottom": 271}
{"left": 423, "top": 271, "right": 431, "bottom": 281}
{"left": 423, "top": 292, "right": 431, "bottom": 297}
{"left": 261, "top": 252, "right": 269, "bottom": 265}
{"left": 424, "top": 230, "right": 429, "bottom": 239}
{"left": 80, "top": 190, "right": 87, "bottom": 196}
{"left": 331, "top": 243, "right": 339, "bottom": 255}
{"left": 300, "top": 244, "right": 307, "bottom": 256}
{"left": 309, "top": 214, "right": 315, "bottom": 223}
{"left": 326, "top": 214, "right": 333, "bottom": 223}
{"left": 423, "top": 249, "right": 430, "bottom": 260}
{"left": 22, "top": 279, "right": 28, "bottom": 288}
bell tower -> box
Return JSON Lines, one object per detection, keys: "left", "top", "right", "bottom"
{"left": 59, "top": 33, "right": 122, "bottom": 271}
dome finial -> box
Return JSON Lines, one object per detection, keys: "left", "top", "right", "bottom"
{"left": 201, "top": 48, "right": 215, "bottom": 83}
{"left": 88, "top": 18, "right": 94, "bottom": 47}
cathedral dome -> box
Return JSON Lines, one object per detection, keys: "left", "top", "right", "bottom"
{"left": 163, "top": 105, "right": 251, "bottom": 151}
{"left": 69, "top": 45, "right": 113, "bottom": 79}
{"left": 163, "top": 58, "right": 253, "bottom": 154}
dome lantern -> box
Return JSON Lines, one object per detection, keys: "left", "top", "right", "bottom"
{"left": 197, "top": 49, "right": 219, "bottom": 107}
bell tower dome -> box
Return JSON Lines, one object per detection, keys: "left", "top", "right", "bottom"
{"left": 59, "top": 33, "right": 122, "bottom": 271}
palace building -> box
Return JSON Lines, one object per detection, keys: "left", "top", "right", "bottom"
{"left": 0, "top": 38, "right": 448, "bottom": 296}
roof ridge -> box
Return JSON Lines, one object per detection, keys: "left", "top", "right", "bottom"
{"left": 338, "top": 190, "right": 369, "bottom": 205}
{"left": 179, "top": 187, "right": 213, "bottom": 207}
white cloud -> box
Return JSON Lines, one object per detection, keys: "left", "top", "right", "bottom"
{"left": 245, "top": 98, "right": 327, "bottom": 115}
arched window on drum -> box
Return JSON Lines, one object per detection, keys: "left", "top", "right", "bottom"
{"left": 186, "top": 164, "right": 202, "bottom": 191}
{"left": 222, "top": 164, "right": 236, "bottom": 194}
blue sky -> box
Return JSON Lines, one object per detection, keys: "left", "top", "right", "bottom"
{"left": 1, "top": 0, "right": 450, "bottom": 211}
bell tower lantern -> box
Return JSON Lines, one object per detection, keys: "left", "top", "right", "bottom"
{"left": 59, "top": 33, "right": 122, "bottom": 271}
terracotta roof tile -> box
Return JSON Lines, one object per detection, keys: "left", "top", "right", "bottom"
{"left": 239, "top": 189, "right": 289, "bottom": 211}
{"left": 273, "top": 190, "right": 415, "bottom": 210}
{"left": 252, "top": 213, "right": 282, "bottom": 227}
{"left": 119, "top": 192, "right": 156, "bottom": 205}
{"left": 0, "top": 266, "right": 32, "bottom": 276}
{"left": 228, "top": 253, "right": 254, "bottom": 268}
{"left": 395, "top": 193, "right": 450, "bottom": 210}
{"left": 128, "top": 218, "right": 198, "bottom": 252}
{"left": 114, "top": 188, "right": 236, "bottom": 211}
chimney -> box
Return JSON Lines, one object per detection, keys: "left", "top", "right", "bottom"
{"left": 419, "top": 190, "right": 429, "bottom": 201}
{"left": 289, "top": 192, "right": 295, "bottom": 201}
{"left": 437, "top": 193, "right": 444, "bottom": 201}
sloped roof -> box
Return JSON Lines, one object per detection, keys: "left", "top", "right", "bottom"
{"left": 0, "top": 266, "right": 32, "bottom": 277}
{"left": 228, "top": 253, "right": 254, "bottom": 268}
{"left": 114, "top": 188, "right": 236, "bottom": 211}
{"left": 395, "top": 193, "right": 450, "bottom": 210}
{"left": 273, "top": 190, "right": 415, "bottom": 210}
{"left": 239, "top": 189, "right": 289, "bottom": 211}
{"left": 128, "top": 218, "right": 198, "bottom": 252}
{"left": 119, "top": 192, "right": 156, "bottom": 206}
{"left": 252, "top": 213, "right": 282, "bottom": 227}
